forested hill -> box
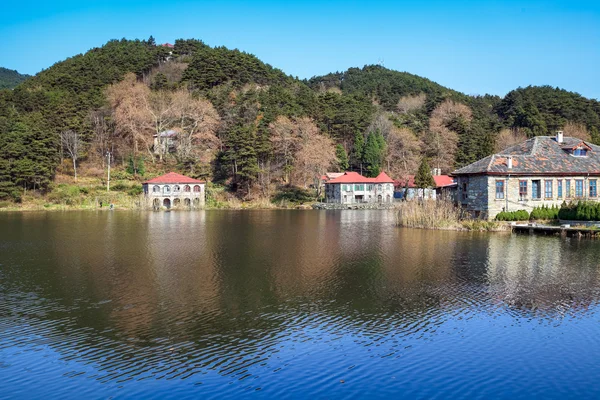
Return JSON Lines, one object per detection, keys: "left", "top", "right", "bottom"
{"left": 0, "top": 67, "right": 30, "bottom": 89}
{"left": 1, "top": 37, "right": 600, "bottom": 202}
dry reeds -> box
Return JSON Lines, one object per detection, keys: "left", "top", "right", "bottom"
{"left": 395, "top": 199, "right": 461, "bottom": 229}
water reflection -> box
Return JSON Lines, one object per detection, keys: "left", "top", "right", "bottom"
{"left": 1, "top": 211, "right": 600, "bottom": 398}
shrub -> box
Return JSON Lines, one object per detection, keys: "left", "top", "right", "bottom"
{"left": 272, "top": 186, "right": 314, "bottom": 204}
{"left": 560, "top": 201, "right": 600, "bottom": 221}
{"left": 496, "top": 210, "right": 529, "bottom": 221}
{"left": 127, "top": 186, "right": 143, "bottom": 196}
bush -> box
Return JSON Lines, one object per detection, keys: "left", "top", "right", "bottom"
{"left": 272, "top": 186, "right": 315, "bottom": 204}
{"left": 47, "top": 184, "right": 82, "bottom": 205}
{"left": 559, "top": 201, "right": 600, "bottom": 221}
{"left": 127, "top": 186, "right": 143, "bottom": 196}
{"left": 530, "top": 205, "right": 559, "bottom": 220}
{"left": 496, "top": 210, "right": 529, "bottom": 221}
{"left": 112, "top": 182, "right": 130, "bottom": 191}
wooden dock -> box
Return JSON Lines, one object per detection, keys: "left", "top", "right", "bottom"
{"left": 512, "top": 223, "right": 600, "bottom": 238}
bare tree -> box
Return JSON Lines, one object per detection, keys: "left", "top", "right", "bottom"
{"left": 60, "top": 130, "right": 82, "bottom": 180}
{"left": 494, "top": 128, "right": 527, "bottom": 153}
{"left": 368, "top": 113, "right": 394, "bottom": 138}
{"left": 385, "top": 126, "right": 422, "bottom": 183}
{"left": 292, "top": 117, "right": 336, "bottom": 192}
{"left": 563, "top": 121, "right": 592, "bottom": 142}
{"left": 427, "top": 99, "right": 472, "bottom": 173}
{"left": 397, "top": 93, "right": 426, "bottom": 114}
{"left": 270, "top": 116, "right": 300, "bottom": 184}
{"left": 171, "top": 89, "right": 221, "bottom": 163}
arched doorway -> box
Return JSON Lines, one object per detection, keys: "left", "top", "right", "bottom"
{"left": 386, "top": 194, "right": 391, "bottom": 203}
{"left": 153, "top": 198, "right": 160, "bottom": 210}
{"left": 173, "top": 198, "right": 181, "bottom": 207}
{"left": 193, "top": 198, "right": 200, "bottom": 208}
{"left": 163, "top": 198, "right": 171, "bottom": 209}
{"left": 184, "top": 198, "right": 191, "bottom": 207}
{"left": 377, "top": 194, "right": 382, "bottom": 203}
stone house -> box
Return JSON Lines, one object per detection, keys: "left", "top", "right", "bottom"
{"left": 324, "top": 171, "right": 395, "bottom": 204}
{"left": 452, "top": 132, "right": 600, "bottom": 219}
{"left": 143, "top": 172, "right": 205, "bottom": 209}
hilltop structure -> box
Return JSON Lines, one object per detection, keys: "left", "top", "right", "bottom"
{"left": 452, "top": 131, "right": 600, "bottom": 219}
{"left": 143, "top": 172, "right": 205, "bottom": 209}
{"left": 323, "top": 171, "right": 395, "bottom": 204}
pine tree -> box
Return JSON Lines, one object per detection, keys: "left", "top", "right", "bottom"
{"left": 352, "top": 131, "right": 365, "bottom": 174}
{"left": 415, "top": 158, "right": 435, "bottom": 190}
{"left": 363, "top": 130, "right": 386, "bottom": 177}
{"left": 335, "top": 144, "right": 349, "bottom": 171}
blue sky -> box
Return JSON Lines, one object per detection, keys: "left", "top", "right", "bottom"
{"left": 1, "top": 0, "right": 599, "bottom": 99}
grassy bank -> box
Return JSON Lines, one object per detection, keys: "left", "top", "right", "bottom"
{"left": 0, "top": 174, "right": 319, "bottom": 212}
{"left": 395, "top": 200, "right": 509, "bottom": 232}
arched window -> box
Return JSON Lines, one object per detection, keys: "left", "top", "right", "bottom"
{"left": 153, "top": 185, "right": 160, "bottom": 193}
{"left": 193, "top": 185, "right": 201, "bottom": 192}
{"left": 173, "top": 185, "right": 180, "bottom": 192}
{"left": 183, "top": 185, "right": 191, "bottom": 192}
{"left": 163, "top": 185, "right": 170, "bottom": 194}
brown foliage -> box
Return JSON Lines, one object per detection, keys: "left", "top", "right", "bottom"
{"left": 427, "top": 99, "right": 472, "bottom": 173}
{"left": 563, "top": 121, "right": 592, "bottom": 142}
{"left": 494, "top": 128, "right": 528, "bottom": 153}
{"left": 397, "top": 93, "right": 426, "bottom": 114}
{"left": 385, "top": 127, "right": 422, "bottom": 182}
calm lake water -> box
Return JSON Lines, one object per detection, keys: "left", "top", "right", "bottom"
{"left": 2, "top": 211, "right": 600, "bottom": 399}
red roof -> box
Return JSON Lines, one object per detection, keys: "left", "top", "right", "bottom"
{"left": 394, "top": 175, "right": 456, "bottom": 189}
{"left": 162, "top": 43, "right": 174, "bottom": 48}
{"left": 326, "top": 171, "right": 395, "bottom": 184}
{"left": 144, "top": 172, "right": 205, "bottom": 184}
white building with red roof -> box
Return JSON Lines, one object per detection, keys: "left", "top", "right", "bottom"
{"left": 143, "top": 172, "right": 205, "bottom": 209}
{"left": 324, "top": 171, "right": 395, "bottom": 204}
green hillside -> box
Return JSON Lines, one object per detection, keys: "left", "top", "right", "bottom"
{"left": 1, "top": 37, "right": 599, "bottom": 203}
{"left": 0, "top": 67, "right": 30, "bottom": 89}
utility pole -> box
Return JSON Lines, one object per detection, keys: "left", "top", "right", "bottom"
{"left": 106, "top": 151, "right": 112, "bottom": 192}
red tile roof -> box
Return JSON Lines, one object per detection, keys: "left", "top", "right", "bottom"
{"left": 394, "top": 175, "right": 456, "bottom": 189}
{"left": 326, "top": 171, "right": 395, "bottom": 184}
{"left": 162, "top": 43, "right": 174, "bottom": 48}
{"left": 143, "top": 172, "right": 205, "bottom": 184}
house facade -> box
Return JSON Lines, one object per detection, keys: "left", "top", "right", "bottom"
{"left": 452, "top": 132, "right": 600, "bottom": 219}
{"left": 394, "top": 174, "right": 457, "bottom": 201}
{"left": 143, "top": 172, "right": 205, "bottom": 209}
{"left": 324, "top": 171, "right": 395, "bottom": 204}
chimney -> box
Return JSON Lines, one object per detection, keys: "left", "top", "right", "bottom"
{"left": 507, "top": 156, "right": 513, "bottom": 169}
{"left": 556, "top": 130, "right": 564, "bottom": 143}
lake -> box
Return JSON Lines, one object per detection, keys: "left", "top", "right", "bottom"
{"left": 1, "top": 210, "right": 600, "bottom": 399}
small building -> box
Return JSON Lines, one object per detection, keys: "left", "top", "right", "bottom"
{"left": 324, "top": 171, "right": 395, "bottom": 204}
{"left": 153, "top": 130, "right": 178, "bottom": 155}
{"left": 452, "top": 131, "right": 600, "bottom": 219}
{"left": 143, "top": 172, "right": 205, "bottom": 209}
{"left": 394, "top": 175, "right": 457, "bottom": 201}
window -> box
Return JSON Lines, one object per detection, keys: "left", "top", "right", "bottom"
{"left": 173, "top": 185, "right": 180, "bottom": 192}
{"left": 566, "top": 180, "right": 571, "bottom": 198}
{"left": 575, "top": 180, "right": 584, "bottom": 198}
{"left": 519, "top": 180, "right": 527, "bottom": 200}
{"left": 590, "top": 180, "right": 597, "bottom": 198}
{"left": 354, "top": 184, "right": 364, "bottom": 191}
{"left": 193, "top": 185, "right": 201, "bottom": 192}
{"left": 495, "top": 180, "right": 504, "bottom": 199}
{"left": 163, "top": 185, "right": 171, "bottom": 194}
{"left": 184, "top": 185, "right": 191, "bottom": 192}
{"left": 557, "top": 180, "right": 563, "bottom": 198}
{"left": 153, "top": 185, "right": 160, "bottom": 193}
{"left": 573, "top": 148, "right": 588, "bottom": 157}
{"left": 462, "top": 182, "right": 468, "bottom": 200}
{"left": 544, "top": 180, "right": 553, "bottom": 199}
{"left": 532, "top": 180, "right": 541, "bottom": 199}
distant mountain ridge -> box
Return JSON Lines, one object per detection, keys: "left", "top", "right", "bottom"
{"left": 0, "top": 67, "right": 30, "bottom": 89}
